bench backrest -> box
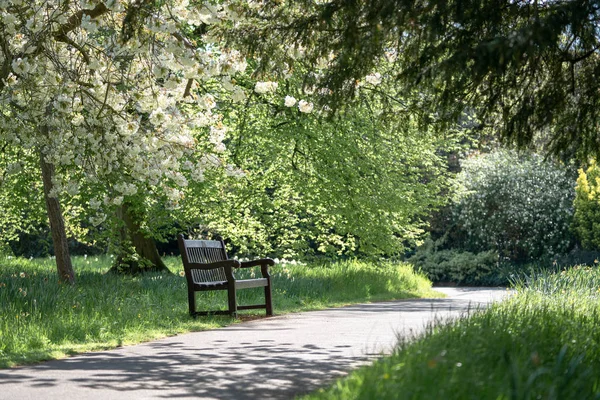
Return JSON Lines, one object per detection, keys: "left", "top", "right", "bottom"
{"left": 178, "top": 236, "right": 229, "bottom": 284}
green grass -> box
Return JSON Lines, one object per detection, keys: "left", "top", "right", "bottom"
{"left": 304, "top": 266, "right": 600, "bottom": 400}
{"left": 0, "top": 256, "right": 437, "bottom": 368}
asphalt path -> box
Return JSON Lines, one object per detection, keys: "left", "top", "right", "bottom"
{"left": 0, "top": 287, "right": 511, "bottom": 400}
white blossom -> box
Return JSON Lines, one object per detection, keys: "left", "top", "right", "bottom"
{"left": 284, "top": 95, "right": 297, "bottom": 107}
{"left": 231, "top": 86, "right": 247, "bottom": 103}
{"left": 298, "top": 100, "right": 314, "bottom": 113}
{"left": 365, "top": 72, "right": 382, "bottom": 85}
{"left": 254, "top": 81, "right": 278, "bottom": 94}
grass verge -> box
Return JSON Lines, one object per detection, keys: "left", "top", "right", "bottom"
{"left": 0, "top": 256, "right": 438, "bottom": 368}
{"left": 303, "top": 266, "right": 600, "bottom": 400}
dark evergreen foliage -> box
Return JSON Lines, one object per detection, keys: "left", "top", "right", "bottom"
{"left": 225, "top": 0, "right": 600, "bottom": 159}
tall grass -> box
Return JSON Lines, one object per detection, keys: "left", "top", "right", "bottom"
{"left": 0, "top": 256, "right": 436, "bottom": 368}
{"left": 304, "top": 266, "right": 600, "bottom": 400}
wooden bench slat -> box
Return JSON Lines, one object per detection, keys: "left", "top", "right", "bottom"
{"left": 235, "top": 278, "right": 269, "bottom": 289}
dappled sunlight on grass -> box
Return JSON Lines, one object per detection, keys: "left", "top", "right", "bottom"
{"left": 0, "top": 256, "right": 436, "bottom": 368}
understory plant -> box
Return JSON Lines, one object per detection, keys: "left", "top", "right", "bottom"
{"left": 409, "top": 238, "right": 502, "bottom": 285}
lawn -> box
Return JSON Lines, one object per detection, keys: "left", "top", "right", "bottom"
{"left": 0, "top": 255, "right": 439, "bottom": 368}
{"left": 304, "top": 266, "right": 600, "bottom": 400}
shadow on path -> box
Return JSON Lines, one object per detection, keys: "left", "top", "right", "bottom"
{"left": 0, "top": 290, "right": 508, "bottom": 400}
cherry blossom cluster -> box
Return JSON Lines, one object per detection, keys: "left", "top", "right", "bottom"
{"left": 0, "top": 0, "right": 251, "bottom": 224}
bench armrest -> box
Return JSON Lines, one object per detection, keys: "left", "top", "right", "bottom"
{"left": 239, "top": 258, "right": 274, "bottom": 279}
{"left": 188, "top": 260, "right": 241, "bottom": 270}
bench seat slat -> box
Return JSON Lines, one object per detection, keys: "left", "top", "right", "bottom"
{"left": 235, "top": 278, "right": 269, "bottom": 289}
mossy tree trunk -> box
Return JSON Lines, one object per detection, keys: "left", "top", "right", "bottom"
{"left": 109, "top": 202, "right": 170, "bottom": 274}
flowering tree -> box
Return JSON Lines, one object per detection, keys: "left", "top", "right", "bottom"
{"left": 0, "top": 0, "right": 248, "bottom": 282}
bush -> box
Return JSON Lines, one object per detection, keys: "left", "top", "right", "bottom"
{"left": 449, "top": 150, "right": 575, "bottom": 262}
{"left": 410, "top": 239, "right": 503, "bottom": 285}
{"left": 573, "top": 161, "right": 600, "bottom": 250}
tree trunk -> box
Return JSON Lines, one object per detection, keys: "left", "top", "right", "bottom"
{"left": 39, "top": 150, "right": 75, "bottom": 284}
{"left": 110, "top": 202, "right": 170, "bottom": 274}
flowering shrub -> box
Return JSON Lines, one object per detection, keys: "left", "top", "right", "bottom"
{"left": 573, "top": 161, "right": 600, "bottom": 250}
{"left": 450, "top": 150, "right": 575, "bottom": 262}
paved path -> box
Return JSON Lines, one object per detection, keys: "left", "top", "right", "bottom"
{"left": 0, "top": 288, "right": 511, "bottom": 400}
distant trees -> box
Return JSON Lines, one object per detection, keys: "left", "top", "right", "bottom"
{"left": 9, "top": 0, "right": 596, "bottom": 279}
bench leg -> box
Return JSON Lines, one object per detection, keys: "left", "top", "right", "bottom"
{"left": 265, "top": 280, "right": 273, "bottom": 316}
{"left": 227, "top": 285, "right": 237, "bottom": 317}
{"left": 188, "top": 289, "right": 196, "bottom": 316}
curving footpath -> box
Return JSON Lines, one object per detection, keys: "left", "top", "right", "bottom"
{"left": 0, "top": 287, "right": 511, "bottom": 400}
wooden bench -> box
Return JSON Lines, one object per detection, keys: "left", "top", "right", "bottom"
{"left": 177, "top": 234, "right": 274, "bottom": 317}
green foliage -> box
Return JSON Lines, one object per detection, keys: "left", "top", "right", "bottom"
{"left": 179, "top": 70, "right": 454, "bottom": 259}
{"left": 449, "top": 150, "right": 575, "bottom": 262}
{"left": 409, "top": 239, "right": 502, "bottom": 285}
{"left": 304, "top": 267, "right": 600, "bottom": 400}
{"left": 572, "top": 161, "right": 600, "bottom": 250}
{"left": 0, "top": 255, "right": 436, "bottom": 367}
{"left": 225, "top": 0, "right": 600, "bottom": 160}
{"left": 0, "top": 149, "right": 48, "bottom": 246}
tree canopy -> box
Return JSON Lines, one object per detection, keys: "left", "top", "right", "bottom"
{"left": 224, "top": 0, "right": 600, "bottom": 160}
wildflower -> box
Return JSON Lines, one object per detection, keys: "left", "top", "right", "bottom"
{"left": 19, "top": 272, "right": 26, "bottom": 278}
{"left": 179, "top": 271, "right": 185, "bottom": 277}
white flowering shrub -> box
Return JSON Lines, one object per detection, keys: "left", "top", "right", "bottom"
{"left": 451, "top": 150, "right": 575, "bottom": 262}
